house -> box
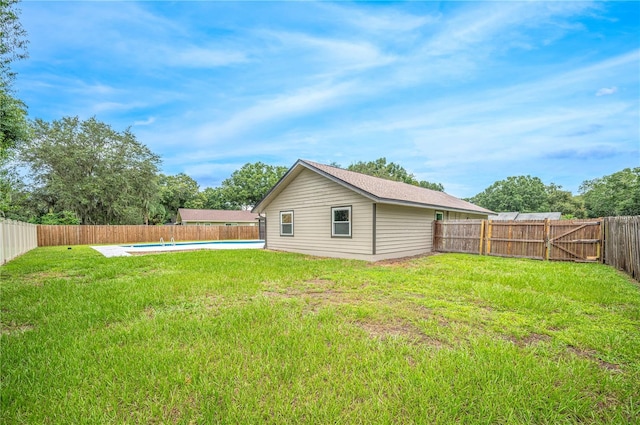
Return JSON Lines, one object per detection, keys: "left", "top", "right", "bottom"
{"left": 488, "top": 212, "right": 562, "bottom": 221}
{"left": 176, "top": 208, "right": 260, "bottom": 226}
{"left": 252, "top": 160, "right": 493, "bottom": 261}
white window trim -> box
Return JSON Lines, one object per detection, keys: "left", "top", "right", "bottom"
{"left": 435, "top": 211, "right": 444, "bottom": 221}
{"left": 280, "top": 211, "right": 294, "bottom": 236}
{"left": 331, "top": 206, "right": 352, "bottom": 237}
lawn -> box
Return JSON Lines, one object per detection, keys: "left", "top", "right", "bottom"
{"left": 1, "top": 247, "right": 639, "bottom": 424}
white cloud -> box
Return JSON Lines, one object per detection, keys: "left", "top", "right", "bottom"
{"left": 422, "top": 2, "right": 598, "bottom": 58}
{"left": 596, "top": 86, "right": 618, "bottom": 96}
{"left": 262, "top": 30, "right": 395, "bottom": 74}
{"left": 133, "top": 117, "right": 156, "bottom": 126}
{"left": 92, "top": 101, "right": 146, "bottom": 114}
{"left": 166, "top": 46, "right": 249, "bottom": 68}
{"left": 318, "top": 2, "right": 437, "bottom": 33}
{"left": 193, "top": 81, "right": 357, "bottom": 144}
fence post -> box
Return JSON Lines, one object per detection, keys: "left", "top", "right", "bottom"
{"left": 479, "top": 220, "right": 486, "bottom": 255}
{"left": 600, "top": 217, "right": 609, "bottom": 264}
{"left": 543, "top": 219, "right": 550, "bottom": 261}
{"left": 486, "top": 220, "right": 492, "bottom": 256}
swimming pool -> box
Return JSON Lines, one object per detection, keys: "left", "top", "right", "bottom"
{"left": 122, "top": 240, "right": 264, "bottom": 249}
{"left": 92, "top": 240, "right": 265, "bottom": 257}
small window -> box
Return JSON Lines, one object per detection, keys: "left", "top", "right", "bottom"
{"left": 280, "top": 211, "right": 293, "bottom": 236}
{"left": 332, "top": 206, "right": 351, "bottom": 237}
{"left": 435, "top": 211, "right": 444, "bottom": 221}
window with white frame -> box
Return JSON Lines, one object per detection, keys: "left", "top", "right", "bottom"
{"left": 332, "top": 206, "right": 351, "bottom": 237}
{"left": 280, "top": 211, "right": 293, "bottom": 236}
{"left": 435, "top": 211, "right": 444, "bottom": 221}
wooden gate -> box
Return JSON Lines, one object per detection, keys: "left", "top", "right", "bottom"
{"left": 435, "top": 219, "right": 603, "bottom": 263}
{"left": 547, "top": 220, "right": 601, "bottom": 262}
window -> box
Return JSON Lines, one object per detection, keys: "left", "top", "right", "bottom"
{"left": 332, "top": 206, "right": 351, "bottom": 237}
{"left": 280, "top": 211, "right": 293, "bottom": 236}
{"left": 435, "top": 211, "right": 444, "bottom": 221}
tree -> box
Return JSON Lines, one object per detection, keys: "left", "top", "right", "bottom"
{"left": 221, "top": 162, "right": 288, "bottom": 208}
{"left": 348, "top": 158, "right": 415, "bottom": 183}
{"left": 0, "top": 0, "right": 28, "bottom": 86}
{"left": 157, "top": 173, "right": 200, "bottom": 222}
{"left": 0, "top": 165, "right": 28, "bottom": 219}
{"left": 580, "top": 168, "right": 640, "bottom": 217}
{"left": 38, "top": 210, "right": 80, "bottom": 225}
{"left": 546, "top": 183, "right": 585, "bottom": 218}
{"left": 418, "top": 180, "right": 445, "bottom": 192}
{"left": 0, "top": 90, "right": 29, "bottom": 162}
{"left": 185, "top": 187, "right": 231, "bottom": 210}
{"left": 0, "top": 0, "right": 29, "bottom": 162}
{"left": 346, "top": 157, "right": 444, "bottom": 191}
{"left": 469, "top": 175, "right": 549, "bottom": 212}
{"left": 21, "top": 116, "right": 161, "bottom": 224}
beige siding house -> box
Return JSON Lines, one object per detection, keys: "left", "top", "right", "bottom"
{"left": 253, "top": 160, "right": 493, "bottom": 261}
{"left": 176, "top": 209, "right": 259, "bottom": 226}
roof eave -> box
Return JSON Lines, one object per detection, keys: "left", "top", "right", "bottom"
{"left": 253, "top": 159, "right": 494, "bottom": 216}
{"left": 301, "top": 161, "right": 493, "bottom": 215}
{"left": 374, "top": 198, "right": 493, "bottom": 215}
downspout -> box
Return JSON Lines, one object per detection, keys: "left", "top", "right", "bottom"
{"left": 259, "top": 213, "right": 267, "bottom": 248}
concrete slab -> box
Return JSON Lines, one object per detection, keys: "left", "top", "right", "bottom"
{"left": 91, "top": 245, "right": 131, "bottom": 257}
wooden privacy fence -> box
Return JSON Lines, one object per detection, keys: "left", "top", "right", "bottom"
{"left": 602, "top": 216, "right": 640, "bottom": 280}
{"left": 37, "top": 225, "right": 260, "bottom": 247}
{"left": 434, "top": 219, "right": 602, "bottom": 262}
{"left": 1, "top": 219, "right": 38, "bottom": 264}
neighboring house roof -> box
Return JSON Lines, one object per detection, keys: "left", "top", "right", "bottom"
{"left": 253, "top": 159, "right": 494, "bottom": 215}
{"left": 177, "top": 208, "right": 259, "bottom": 223}
{"left": 490, "top": 212, "right": 519, "bottom": 221}
{"left": 489, "top": 212, "right": 562, "bottom": 221}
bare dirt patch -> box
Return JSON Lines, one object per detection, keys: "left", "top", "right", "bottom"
{"left": 1, "top": 323, "right": 34, "bottom": 336}
{"left": 304, "top": 279, "right": 334, "bottom": 285}
{"left": 506, "top": 333, "right": 552, "bottom": 347}
{"left": 567, "top": 345, "right": 622, "bottom": 371}
{"left": 16, "top": 270, "right": 72, "bottom": 285}
{"left": 371, "top": 252, "right": 439, "bottom": 268}
{"left": 263, "top": 287, "right": 357, "bottom": 313}
{"left": 144, "top": 306, "right": 156, "bottom": 319}
{"left": 355, "top": 319, "right": 447, "bottom": 348}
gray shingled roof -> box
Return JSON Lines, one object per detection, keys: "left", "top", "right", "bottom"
{"left": 489, "top": 212, "right": 562, "bottom": 221}
{"left": 178, "top": 209, "right": 259, "bottom": 223}
{"left": 253, "top": 159, "right": 493, "bottom": 215}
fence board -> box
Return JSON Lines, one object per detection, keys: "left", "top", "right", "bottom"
{"left": 603, "top": 216, "right": 640, "bottom": 280}
{"left": 433, "top": 219, "right": 606, "bottom": 263}
{"left": 37, "top": 225, "right": 260, "bottom": 246}
{"left": 433, "top": 220, "right": 484, "bottom": 254}
{"left": 1, "top": 219, "right": 38, "bottom": 264}
{"left": 487, "top": 221, "right": 546, "bottom": 260}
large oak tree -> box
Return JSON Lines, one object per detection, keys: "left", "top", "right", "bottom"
{"left": 21, "top": 116, "right": 161, "bottom": 224}
{"left": 468, "top": 175, "right": 549, "bottom": 213}
{"left": 580, "top": 168, "right": 640, "bottom": 217}
{"left": 0, "top": 0, "right": 29, "bottom": 162}
{"left": 220, "top": 162, "right": 288, "bottom": 209}
{"left": 346, "top": 158, "right": 444, "bottom": 191}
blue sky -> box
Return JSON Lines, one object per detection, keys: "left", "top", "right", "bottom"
{"left": 15, "top": 1, "right": 640, "bottom": 198}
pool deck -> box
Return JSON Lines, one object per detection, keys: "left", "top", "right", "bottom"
{"left": 92, "top": 241, "right": 265, "bottom": 258}
{"left": 92, "top": 245, "right": 131, "bottom": 257}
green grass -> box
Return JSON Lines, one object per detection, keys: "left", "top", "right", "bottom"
{"left": 1, "top": 247, "right": 639, "bottom": 424}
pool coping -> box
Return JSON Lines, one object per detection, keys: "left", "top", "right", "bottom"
{"left": 91, "top": 241, "right": 265, "bottom": 258}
